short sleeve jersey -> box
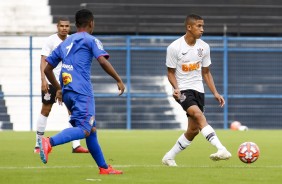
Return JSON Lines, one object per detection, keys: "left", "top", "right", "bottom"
{"left": 166, "top": 36, "right": 211, "bottom": 93}
{"left": 41, "top": 34, "right": 66, "bottom": 83}
{"left": 46, "top": 32, "right": 109, "bottom": 97}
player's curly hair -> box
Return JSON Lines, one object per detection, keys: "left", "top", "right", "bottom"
{"left": 75, "top": 9, "right": 94, "bottom": 28}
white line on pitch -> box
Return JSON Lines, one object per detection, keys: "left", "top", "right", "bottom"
{"left": 86, "top": 178, "right": 102, "bottom": 182}
{"left": 1, "top": 164, "right": 282, "bottom": 170}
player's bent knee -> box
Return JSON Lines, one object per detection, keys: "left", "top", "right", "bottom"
{"left": 83, "top": 125, "right": 96, "bottom": 137}
{"left": 84, "top": 130, "right": 90, "bottom": 137}
{"left": 192, "top": 111, "right": 203, "bottom": 120}
{"left": 91, "top": 127, "right": 96, "bottom": 133}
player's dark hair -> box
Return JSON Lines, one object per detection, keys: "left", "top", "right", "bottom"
{"left": 75, "top": 9, "right": 94, "bottom": 28}
{"left": 185, "top": 14, "right": 203, "bottom": 27}
{"left": 57, "top": 17, "right": 70, "bottom": 22}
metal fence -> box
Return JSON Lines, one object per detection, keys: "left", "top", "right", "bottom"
{"left": 1, "top": 35, "right": 282, "bottom": 130}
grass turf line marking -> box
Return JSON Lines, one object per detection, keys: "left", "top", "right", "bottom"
{"left": 86, "top": 179, "right": 102, "bottom": 182}
{"left": 1, "top": 165, "right": 282, "bottom": 170}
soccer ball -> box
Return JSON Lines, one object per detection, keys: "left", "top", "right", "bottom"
{"left": 230, "top": 121, "right": 241, "bottom": 130}
{"left": 237, "top": 142, "right": 260, "bottom": 164}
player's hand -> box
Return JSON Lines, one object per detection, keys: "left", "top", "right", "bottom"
{"left": 117, "top": 81, "right": 125, "bottom": 96}
{"left": 41, "top": 79, "right": 49, "bottom": 93}
{"left": 55, "top": 89, "right": 63, "bottom": 105}
{"left": 214, "top": 93, "right": 225, "bottom": 107}
{"left": 173, "top": 89, "right": 181, "bottom": 101}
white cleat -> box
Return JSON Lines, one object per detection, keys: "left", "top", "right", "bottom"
{"left": 162, "top": 156, "right": 178, "bottom": 167}
{"left": 210, "top": 149, "right": 232, "bottom": 161}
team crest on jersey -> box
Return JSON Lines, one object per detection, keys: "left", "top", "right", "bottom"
{"left": 89, "top": 116, "right": 95, "bottom": 126}
{"left": 95, "top": 38, "right": 104, "bottom": 50}
{"left": 180, "top": 93, "right": 186, "bottom": 103}
{"left": 62, "top": 72, "right": 72, "bottom": 85}
{"left": 44, "top": 92, "right": 51, "bottom": 101}
{"left": 197, "top": 48, "right": 204, "bottom": 57}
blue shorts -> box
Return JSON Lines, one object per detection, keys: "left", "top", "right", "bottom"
{"left": 63, "top": 90, "right": 96, "bottom": 133}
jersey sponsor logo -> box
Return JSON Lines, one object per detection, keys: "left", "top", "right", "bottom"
{"left": 62, "top": 72, "right": 72, "bottom": 85}
{"left": 94, "top": 38, "right": 104, "bottom": 50}
{"left": 197, "top": 48, "right": 203, "bottom": 57}
{"left": 181, "top": 51, "right": 188, "bottom": 55}
{"left": 62, "top": 64, "right": 73, "bottom": 71}
{"left": 182, "top": 62, "right": 200, "bottom": 72}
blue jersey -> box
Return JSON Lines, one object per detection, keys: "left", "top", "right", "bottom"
{"left": 46, "top": 32, "right": 109, "bottom": 97}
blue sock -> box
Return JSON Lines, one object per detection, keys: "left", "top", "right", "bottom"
{"left": 50, "top": 127, "right": 85, "bottom": 146}
{"left": 86, "top": 130, "right": 108, "bottom": 169}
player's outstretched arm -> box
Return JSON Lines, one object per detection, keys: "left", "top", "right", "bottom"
{"left": 97, "top": 56, "right": 125, "bottom": 95}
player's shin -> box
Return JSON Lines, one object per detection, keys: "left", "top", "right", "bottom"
{"left": 165, "top": 133, "right": 191, "bottom": 158}
{"left": 86, "top": 129, "right": 108, "bottom": 169}
{"left": 35, "top": 114, "right": 48, "bottom": 147}
{"left": 201, "top": 125, "right": 225, "bottom": 150}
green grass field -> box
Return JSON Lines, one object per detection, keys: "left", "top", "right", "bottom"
{"left": 0, "top": 130, "right": 281, "bottom": 184}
